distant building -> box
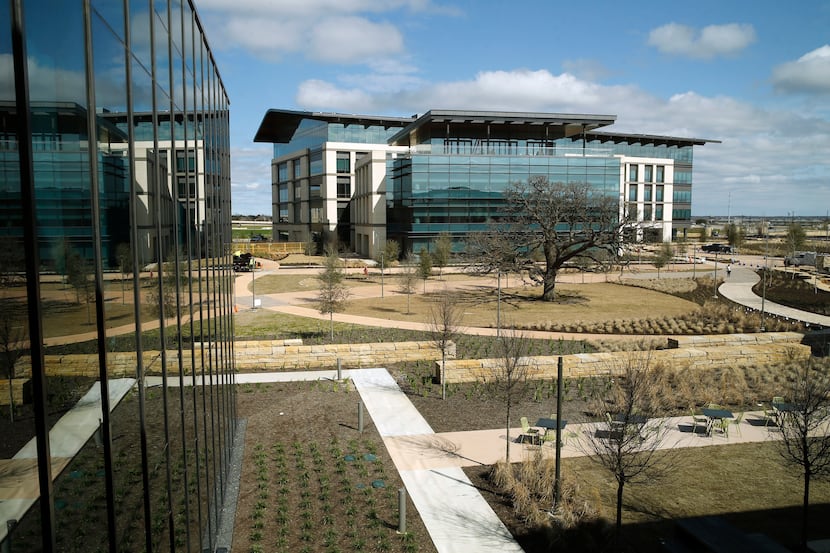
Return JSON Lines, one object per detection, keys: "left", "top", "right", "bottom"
{"left": 255, "top": 109, "right": 717, "bottom": 258}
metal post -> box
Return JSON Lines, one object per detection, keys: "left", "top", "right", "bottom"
{"left": 337, "top": 358, "right": 342, "bottom": 380}
{"left": 497, "top": 271, "right": 502, "bottom": 335}
{"left": 380, "top": 252, "right": 384, "bottom": 298}
{"left": 692, "top": 246, "right": 697, "bottom": 279}
{"left": 554, "top": 356, "right": 563, "bottom": 509}
{"left": 358, "top": 400, "right": 364, "bottom": 433}
{"left": 251, "top": 257, "right": 256, "bottom": 309}
{"left": 397, "top": 488, "right": 407, "bottom": 534}
{"left": 713, "top": 251, "right": 719, "bottom": 298}
{"left": 2, "top": 519, "right": 16, "bottom": 553}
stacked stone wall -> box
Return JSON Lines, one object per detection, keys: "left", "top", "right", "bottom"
{"left": 437, "top": 332, "right": 810, "bottom": 384}
{"left": 15, "top": 340, "right": 450, "bottom": 379}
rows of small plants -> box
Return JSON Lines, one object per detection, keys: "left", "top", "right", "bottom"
{"left": 754, "top": 270, "right": 830, "bottom": 316}
{"left": 516, "top": 300, "right": 804, "bottom": 335}
{"left": 242, "top": 438, "right": 420, "bottom": 553}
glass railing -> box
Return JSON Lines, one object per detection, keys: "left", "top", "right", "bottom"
{"left": 409, "top": 144, "right": 614, "bottom": 157}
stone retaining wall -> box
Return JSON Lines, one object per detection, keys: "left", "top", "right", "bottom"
{"left": 15, "top": 340, "right": 450, "bottom": 379}
{"left": 437, "top": 332, "right": 810, "bottom": 384}
{"left": 0, "top": 379, "right": 31, "bottom": 406}
{"left": 233, "top": 340, "right": 451, "bottom": 371}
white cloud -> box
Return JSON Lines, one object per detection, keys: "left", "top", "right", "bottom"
{"left": 772, "top": 45, "right": 830, "bottom": 95}
{"left": 197, "top": 0, "right": 457, "bottom": 63}
{"left": 647, "top": 23, "right": 756, "bottom": 59}
{"left": 308, "top": 17, "right": 404, "bottom": 63}
{"left": 292, "top": 67, "right": 830, "bottom": 216}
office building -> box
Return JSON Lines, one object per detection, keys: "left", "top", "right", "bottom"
{"left": 1, "top": 1, "right": 236, "bottom": 552}
{"left": 255, "top": 109, "right": 716, "bottom": 258}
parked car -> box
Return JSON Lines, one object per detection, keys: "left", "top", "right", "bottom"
{"left": 701, "top": 243, "right": 733, "bottom": 254}
{"left": 250, "top": 234, "right": 268, "bottom": 242}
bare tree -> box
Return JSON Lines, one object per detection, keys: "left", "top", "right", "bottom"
{"left": 428, "top": 289, "right": 462, "bottom": 400}
{"left": 432, "top": 232, "right": 453, "bottom": 277}
{"left": 489, "top": 327, "right": 532, "bottom": 463}
{"left": 580, "top": 352, "right": 676, "bottom": 548}
{"left": 0, "top": 313, "right": 24, "bottom": 423}
{"left": 466, "top": 177, "right": 630, "bottom": 301}
{"left": 653, "top": 242, "right": 673, "bottom": 279}
{"left": 775, "top": 358, "right": 830, "bottom": 552}
{"left": 316, "top": 252, "right": 350, "bottom": 340}
{"left": 116, "top": 242, "right": 133, "bottom": 304}
{"left": 397, "top": 253, "right": 419, "bottom": 315}
{"left": 418, "top": 247, "right": 432, "bottom": 292}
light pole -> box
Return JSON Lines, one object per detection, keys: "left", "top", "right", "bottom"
{"left": 761, "top": 227, "right": 768, "bottom": 331}
{"left": 713, "top": 250, "right": 719, "bottom": 298}
{"left": 380, "top": 252, "right": 384, "bottom": 298}
{"left": 251, "top": 256, "right": 256, "bottom": 310}
{"left": 497, "top": 271, "right": 501, "bottom": 338}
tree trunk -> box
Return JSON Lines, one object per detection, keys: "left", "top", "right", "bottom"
{"left": 441, "top": 351, "right": 447, "bottom": 401}
{"left": 329, "top": 312, "right": 334, "bottom": 341}
{"left": 802, "top": 469, "right": 810, "bottom": 552}
{"left": 616, "top": 479, "right": 625, "bottom": 549}
{"left": 541, "top": 270, "right": 557, "bottom": 301}
{"left": 505, "top": 401, "right": 511, "bottom": 463}
{"left": 8, "top": 375, "right": 13, "bottom": 424}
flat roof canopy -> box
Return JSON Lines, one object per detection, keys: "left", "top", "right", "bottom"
{"left": 253, "top": 107, "right": 719, "bottom": 148}
{"left": 254, "top": 108, "right": 415, "bottom": 143}
{"left": 387, "top": 109, "right": 617, "bottom": 144}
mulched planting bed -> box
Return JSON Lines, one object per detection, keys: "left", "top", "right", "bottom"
{"left": 234, "top": 380, "right": 436, "bottom": 553}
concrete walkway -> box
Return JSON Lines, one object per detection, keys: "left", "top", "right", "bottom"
{"left": 719, "top": 265, "right": 830, "bottom": 327}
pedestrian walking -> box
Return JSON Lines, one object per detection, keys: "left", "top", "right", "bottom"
{"left": 726, "top": 264, "right": 732, "bottom": 277}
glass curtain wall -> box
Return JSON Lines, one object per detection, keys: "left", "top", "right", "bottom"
{"left": 1, "top": 1, "right": 235, "bottom": 552}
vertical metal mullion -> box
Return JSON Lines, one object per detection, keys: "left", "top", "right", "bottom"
{"left": 121, "top": 1, "right": 153, "bottom": 551}
{"left": 81, "top": 2, "right": 118, "bottom": 551}
{"left": 148, "top": 1, "right": 177, "bottom": 550}
{"left": 194, "top": 34, "right": 214, "bottom": 549}
{"left": 170, "top": 2, "right": 193, "bottom": 551}
{"left": 10, "top": 1, "right": 55, "bottom": 550}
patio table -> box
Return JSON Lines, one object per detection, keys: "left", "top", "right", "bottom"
{"left": 702, "top": 407, "right": 733, "bottom": 436}
{"left": 535, "top": 418, "right": 568, "bottom": 444}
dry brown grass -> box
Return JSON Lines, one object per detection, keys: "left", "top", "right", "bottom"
{"left": 345, "top": 282, "right": 699, "bottom": 328}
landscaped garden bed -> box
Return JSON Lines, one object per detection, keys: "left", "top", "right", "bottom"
{"left": 234, "top": 380, "right": 436, "bottom": 553}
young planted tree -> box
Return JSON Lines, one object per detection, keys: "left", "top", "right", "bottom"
{"left": 397, "top": 254, "right": 419, "bottom": 315}
{"left": 418, "top": 247, "right": 432, "bottom": 292}
{"left": 653, "top": 242, "right": 674, "bottom": 279}
{"left": 115, "top": 242, "right": 133, "bottom": 304}
{"left": 0, "top": 313, "right": 24, "bottom": 423}
{"left": 490, "top": 327, "right": 532, "bottom": 463}
{"left": 580, "top": 352, "right": 675, "bottom": 548}
{"left": 775, "top": 358, "right": 830, "bottom": 552}
{"left": 724, "top": 223, "right": 744, "bottom": 250}
{"left": 374, "top": 239, "right": 400, "bottom": 266}
{"left": 428, "top": 290, "right": 462, "bottom": 400}
{"left": 786, "top": 223, "right": 807, "bottom": 255}
{"left": 466, "top": 177, "right": 630, "bottom": 301}
{"left": 316, "top": 252, "right": 350, "bottom": 340}
{"left": 432, "top": 232, "right": 453, "bottom": 277}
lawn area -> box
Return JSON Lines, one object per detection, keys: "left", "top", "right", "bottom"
{"left": 344, "top": 281, "right": 700, "bottom": 328}
{"left": 465, "top": 442, "right": 830, "bottom": 552}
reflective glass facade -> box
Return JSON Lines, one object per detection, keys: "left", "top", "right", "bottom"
{"left": 1, "top": 1, "right": 235, "bottom": 552}
{"left": 388, "top": 152, "right": 621, "bottom": 253}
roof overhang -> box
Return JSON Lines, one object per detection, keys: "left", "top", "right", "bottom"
{"left": 254, "top": 108, "right": 416, "bottom": 143}
{"left": 586, "top": 130, "right": 721, "bottom": 147}
{"left": 387, "top": 109, "right": 617, "bottom": 144}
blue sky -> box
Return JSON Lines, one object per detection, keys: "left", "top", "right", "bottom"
{"left": 196, "top": 0, "right": 830, "bottom": 218}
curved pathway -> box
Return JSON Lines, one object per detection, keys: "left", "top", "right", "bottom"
{"left": 719, "top": 265, "right": 830, "bottom": 327}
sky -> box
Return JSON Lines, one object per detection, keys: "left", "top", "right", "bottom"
{"left": 195, "top": 0, "right": 830, "bottom": 218}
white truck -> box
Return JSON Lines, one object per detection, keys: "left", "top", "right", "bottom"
{"left": 784, "top": 251, "right": 817, "bottom": 267}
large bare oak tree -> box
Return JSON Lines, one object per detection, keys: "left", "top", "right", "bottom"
{"left": 466, "top": 177, "right": 630, "bottom": 301}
